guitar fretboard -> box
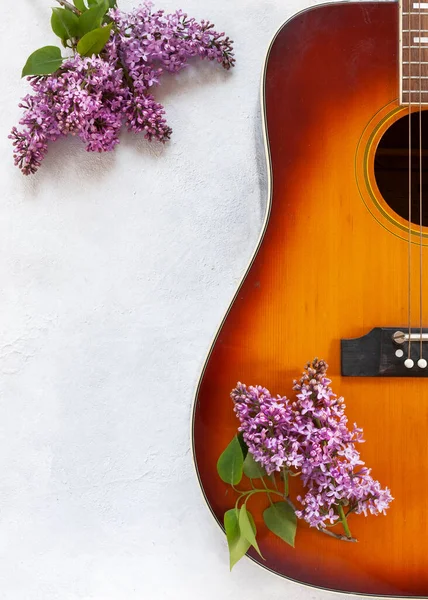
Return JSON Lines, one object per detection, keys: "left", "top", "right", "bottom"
{"left": 400, "top": 0, "right": 428, "bottom": 104}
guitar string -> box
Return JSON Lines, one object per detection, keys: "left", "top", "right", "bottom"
{"left": 419, "top": 1, "right": 424, "bottom": 361}
{"left": 408, "top": 1, "right": 412, "bottom": 361}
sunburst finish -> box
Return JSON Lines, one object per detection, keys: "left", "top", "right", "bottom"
{"left": 192, "top": 2, "right": 428, "bottom": 595}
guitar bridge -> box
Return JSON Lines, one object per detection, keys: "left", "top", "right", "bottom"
{"left": 341, "top": 327, "right": 428, "bottom": 376}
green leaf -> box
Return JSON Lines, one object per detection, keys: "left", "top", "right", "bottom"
{"left": 243, "top": 452, "right": 267, "bottom": 479}
{"left": 224, "top": 509, "right": 251, "bottom": 570}
{"left": 263, "top": 501, "right": 297, "bottom": 547}
{"left": 87, "top": 0, "right": 98, "bottom": 5}
{"left": 73, "top": 0, "right": 87, "bottom": 11}
{"left": 77, "top": 23, "right": 112, "bottom": 56}
{"left": 239, "top": 505, "right": 263, "bottom": 558}
{"left": 108, "top": 0, "right": 117, "bottom": 6}
{"left": 77, "top": 0, "right": 109, "bottom": 36}
{"left": 22, "top": 46, "right": 64, "bottom": 77}
{"left": 51, "top": 8, "right": 79, "bottom": 41}
{"left": 237, "top": 431, "right": 248, "bottom": 460}
{"left": 216, "top": 436, "right": 244, "bottom": 485}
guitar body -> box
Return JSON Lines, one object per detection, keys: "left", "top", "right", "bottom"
{"left": 192, "top": 1, "right": 428, "bottom": 596}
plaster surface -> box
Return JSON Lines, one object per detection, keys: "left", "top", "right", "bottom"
{"left": 1, "top": 1, "right": 377, "bottom": 598}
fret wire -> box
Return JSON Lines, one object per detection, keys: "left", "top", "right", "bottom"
{"left": 400, "top": 1, "right": 428, "bottom": 103}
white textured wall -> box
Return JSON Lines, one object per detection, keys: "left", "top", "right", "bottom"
{"left": 1, "top": 1, "right": 353, "bottom": 598}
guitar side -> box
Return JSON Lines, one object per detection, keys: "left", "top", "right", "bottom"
{"left": 192, "top": 2, "right": 428, "bottom": 596}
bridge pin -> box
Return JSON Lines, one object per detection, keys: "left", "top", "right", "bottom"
{"left": 395, "top": 349, "right": 404, "bottom": 358}
{"left": 418, "top": 358, "right": 428, "bottom": 369}
{"left": 404, "top": 358, "right": 414, "bottom": 369}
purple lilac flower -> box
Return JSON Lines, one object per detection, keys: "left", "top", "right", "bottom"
{"left": 125, "top": 92, "right": 172, "bottom": 140}
{"left": 292, "top": 359, "right": 393, "bottom": 530}
{"left": 109, "top": 3, "right": 235, "bottom": 74}
{"left": 231, "top": 359, "right": 393, "bottom": 535}
{"left": 10, "top": 1, "right": 235, "bottom": 175}
{"left": 231, "top": 383, "right": 302, "bottom": 476}
{"left": 10, "top": 55, "right": 127, "bottom": 174}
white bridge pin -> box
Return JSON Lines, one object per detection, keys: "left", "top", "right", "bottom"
{"left": 404, "top": 358, "right": 414, "bottom": 369}
{"left": 418, "top": 358, "right": 428, "bottom": 369}
{"left": 395, "top": 349, "right": 404, "bottom": 358}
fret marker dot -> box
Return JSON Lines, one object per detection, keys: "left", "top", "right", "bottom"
{"left": 405, "top": 358, "right": 414, "bottom": 369}
{"left": 395, "top": 349, "right": 404, "bottom": 358}
{"left": 418, "top": 358, "right": 427, "bottom": 369}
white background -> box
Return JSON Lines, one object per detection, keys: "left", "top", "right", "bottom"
{"left": 1, "top": 0, "right": 356, "bottom": 598}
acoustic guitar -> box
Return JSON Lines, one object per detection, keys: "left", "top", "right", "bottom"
{"left": 192, "top": 0, "right": 428, "bottom": 595}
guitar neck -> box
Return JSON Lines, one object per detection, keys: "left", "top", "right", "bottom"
{"left": 400, "top": 0, "right": 428, "bottom": 104}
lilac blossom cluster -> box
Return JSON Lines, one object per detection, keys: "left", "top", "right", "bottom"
{"left": 10, "top": 2, "right": 235, "bottom": 175}
{"left": 292, "top": 360, "right": 393, "bottom": 530}
{"left": 232, "top": 383, "right": 302, "bottom": 476}
{"left": 231, "top": 359, "right": 393, "bottom": 534}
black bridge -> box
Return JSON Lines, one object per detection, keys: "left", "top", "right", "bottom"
{"left": 341, "top": 327, "right": 428, "bottom": 377}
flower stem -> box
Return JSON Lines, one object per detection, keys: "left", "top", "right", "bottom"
{"left": 337, "top": 504, "right": 352, "bottom": 539}
{"left": 283, "top": 469, "right": 289, "bottom": 497}
{"left": 236, "top": 488, "right": 284, "bottom": 506}
{"left": 317, "top": 526, "right": 357, "bottom": 543}
{"left": 54, "top": 0, "right": 81, "bottom": 15}
{"left": 285, "top": 496, "right": 297, "bottom": 512}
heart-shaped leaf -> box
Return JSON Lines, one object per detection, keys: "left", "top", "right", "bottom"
{"left": 243, "top": 452, "right": 267, "bottom": 479}
{"left": 77, "top": 0, "right": 109, "bottom": 36}
{"left": 77, "top": 23, "right": 112, "bottom": 56}
{"left": 51, "top": 8, "right": 79, "bottom": 40}
{"left": 263, "top": 501, "right": 297, "bottom": 547}
{"left": 224, "top": 509, "right": 251, "bottom": 570}
{"left": 239, "top": 505, "right": 263, "bottom": 558}
{"left": 217, "top": 436, "right": 244, "bottom": 485}
{"left": 22, "top": 46, "right": 64, "bottom": 77}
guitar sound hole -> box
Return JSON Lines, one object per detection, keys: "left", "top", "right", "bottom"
{"left": 374, "top": 111, "right": 428, "bottom": 227}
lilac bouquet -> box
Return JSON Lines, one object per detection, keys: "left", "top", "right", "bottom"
{"left": 217, "top": 359, "right": 393, "bottom": 569}
{"left": 10, "top": 0, "right": 234, "bottom": 175}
